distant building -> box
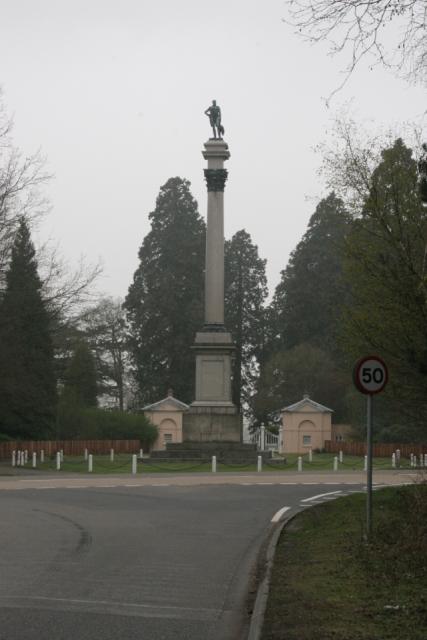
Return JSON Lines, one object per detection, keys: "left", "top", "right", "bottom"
{"left": 142, "top": 390, "right": 188, "bottom": 451}
{"left": 280, "top": 394, "right": 332, "bottom": 454}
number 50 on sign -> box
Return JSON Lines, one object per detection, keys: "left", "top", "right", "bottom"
{"left": 353, "top": 356, "right": 388, "bottom": 395}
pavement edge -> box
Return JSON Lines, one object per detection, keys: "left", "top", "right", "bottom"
{"left": 247, "top": 512, "right": 298, "bottom": 640}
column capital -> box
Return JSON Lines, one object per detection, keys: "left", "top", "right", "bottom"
{"left": 204, "top": 168, "right": 228, "bottom": 192}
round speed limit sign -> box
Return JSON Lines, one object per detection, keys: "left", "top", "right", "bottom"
{"left": 353, "top": 355, "right": 388, "bottom": 395}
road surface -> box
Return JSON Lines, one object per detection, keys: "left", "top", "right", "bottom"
{"left": 0, "top": 470, "right": 414, "bottom": 640}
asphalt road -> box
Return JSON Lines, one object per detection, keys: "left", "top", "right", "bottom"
{"left": 0, "top": 472, "right": 409, "bottom": 640}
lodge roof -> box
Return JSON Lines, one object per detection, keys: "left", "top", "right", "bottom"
{"left": 281, "top": 394, "right": 333, "bottom": 414}
{"left": 142, "top": 394, "right": 189, "bottom": 412}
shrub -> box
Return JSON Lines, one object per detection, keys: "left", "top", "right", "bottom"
{"left": 57, "top": 401, "right": 157, "bottom": 444}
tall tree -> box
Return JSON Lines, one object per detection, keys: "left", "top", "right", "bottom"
{"left": 61, "top": 340, "right": 98, "bottom": 408}
{"left": 255, "top": 343, "right": 349, "bottom": 424}
{"left": 270, "top": 192, "right": 352, "bottom": 354}
{"left": 79, "top": 298, "right": 129, "bottom": 410}
{"left": 224, "top": 229, "right": 267, "bottom": 413}
{"left": 124, "top": 177, "right": 205, "bottom": 405}
{"left": 0, "top": 220, "right": 56, "bottom": 438}
{"left": 342, "top": 138, "right": 427, "bottom": 432}
{"left": 253, "top": 194, "right": 352, "bottom": 425}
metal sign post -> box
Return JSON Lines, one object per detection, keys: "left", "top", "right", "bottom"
{"left": 353, "top": 355, "right": 388, "bottom": 539}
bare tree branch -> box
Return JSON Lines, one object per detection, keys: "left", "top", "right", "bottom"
{"left": 284, "top": 1, "right": 427, "bottom": 93}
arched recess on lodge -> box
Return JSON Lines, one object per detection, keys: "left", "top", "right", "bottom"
{"left": 298, "top": 419, "right": 317, "bottom": 450}
{"left": 158, "top": 418, "right": 179, "bottom": 445}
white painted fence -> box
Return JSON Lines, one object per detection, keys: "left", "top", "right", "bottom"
{"left": 245, "top": 423, "right": 281, "bottom": 452}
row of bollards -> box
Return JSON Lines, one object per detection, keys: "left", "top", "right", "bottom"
{"left": 11, "top": 448, "right": 143, "bottom": 473}
{"left": 10, "top": 448, "right": 427, "bottom": 474}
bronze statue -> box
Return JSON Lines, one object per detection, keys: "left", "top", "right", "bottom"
{"left": 205, "top": 100, "right": 224, "bottom": 139}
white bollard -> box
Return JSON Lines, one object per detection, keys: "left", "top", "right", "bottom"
{"left": 32, "top": 452, "right": 37, "bottom": 468}
{"left": 396, "top": 449, "right": 401, "bottom": 467}
{"left": 88, "top": 454, "right": 93, "bottom": 473}
{"left": 424, "top": 453, "right": 427, "bottom": 467}
{"left": 24, "top": 450, "right": 28, "bottom": 463}
{"left": 410, "top": 453, "right": 414, "bottom": 467}
{"left": 333, "top": 456, "right": 338, "bottom": 471}
{"left": 12, "top": 450, "right": 16, "bottom": 467}
{"left": 56, "top": 451, "right": 61, "bottom": 471}
{"left": 84, "top": 448, "right": 88, "bottom": 461}
{"left": 413, "top": 455, "right": 417, "bottom": 468}
{"left": 212, "top": 455, "right": 217, "bottom": 473}
{"left": 391, "top": 452, "right": 396, "bottom": 468}
{"left": 40, "top": 449, "right": 44, "bottom": 463}
{"left": 257, "top": 455, "right": 262, "bottom": 472}
{"left": 110, "top": 448, "right": 114, "bottom": 462}
{"left": 298, "top": 456, "right": 302, "bottom": 472}
{"left": 279, "top": 426, "right": 283, "bottom": 454}
{"left": 16, "top": 450, "right": 20, "bottom": 466}
{"left": 308, "top": 448, "right": 313, "bottom": 463}
{"left": 132, "top": 454, "right": 137, "bottom": 475}
{"left": 60, "top": 449, "right": 64, "bottom": 463}
{"left": 364, "top": 455, "right": 367, "bottom": 471}
{"left": 339, "top": 450, "right": 343, "bottom": 464}
{"left": 139, "top": 448, "right": 143, "bottom": 460}
{"left": 260, "top": 424, "right": 265, "bottom": 452}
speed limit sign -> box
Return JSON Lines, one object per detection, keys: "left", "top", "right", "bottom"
{"left": 353, "top": 355, "right": 388, "bottom": 395}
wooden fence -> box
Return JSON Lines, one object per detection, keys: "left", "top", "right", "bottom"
{"left": 325, "top": 440, "right": 427, "bottom": 458}
{"left": 0, "top": 439, "right": 143, "bottom": 460}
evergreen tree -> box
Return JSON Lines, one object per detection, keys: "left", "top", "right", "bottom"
{"left": 0, "top": 220, "right": 56, "bottom": 438}
{"left": 224, "top": 229, "right": 267, "bottom": 413}
{"left": 270, "top": 192, "right": 351, "bottom": 353}
{"left": 254, "top": 343, "right": 349, "bottom": 423}
{"left": 254, "top": 194, "right": 352, "bottom": 425}
{"left": 61, "top": 340, "right": 98, "bottom": 408}
{"left": 124, "top": 177, "right": 205, "bottom": 405}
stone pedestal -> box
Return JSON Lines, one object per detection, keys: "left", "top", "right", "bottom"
{"left": 183, "top": 138, "right": 241, "bottom": 442}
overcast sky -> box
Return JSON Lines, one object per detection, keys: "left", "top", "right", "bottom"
{"left": 1, "top": 0, "right": 426, "bottom": 300}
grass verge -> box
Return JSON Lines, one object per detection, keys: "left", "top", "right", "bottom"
{"left": 262, "top": 483, "right": 427, "bottom": 640}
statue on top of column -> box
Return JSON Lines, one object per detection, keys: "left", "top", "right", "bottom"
{"left": 205, "top": 100, "right": 224, "bottom": 139}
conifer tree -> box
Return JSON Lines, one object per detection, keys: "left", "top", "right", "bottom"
{"left": 270, "top": 192, "right": 351, "bottom": 354}
{"left": 61, "top": 340, "right": 98, "bottom": 408}
{"left": 124, "top": 178, "right": 205, "bottom": 405}
{"left": 0, "top": 219, "right": 56, "bottom": 438}
{"left": 224, "top": 230, "right": 267, "bottom": 413}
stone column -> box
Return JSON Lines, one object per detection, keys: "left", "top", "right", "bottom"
{"left": 183, "top": 138, "right": 240, "bottom": 442}
{"left": 202, "top": 140, "right": 230, "bottom": 328}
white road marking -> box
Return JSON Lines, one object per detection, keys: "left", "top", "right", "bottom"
{"left": 279, "top": 482, "right": 297, "bottom": 485}
{"left": 150, "top": 484, "right": 171, "bottom": 487}
{"left": 271, "top": 506, "right": 291, "bottom": 523}
{"left": 301, "top": 490, "right": 342, "bottom": 503}
{"left": 95, "top": 485, "right": 119, "bottom": 488}
{"left": 256, "top": 482, "right": 273, "bottom": 485}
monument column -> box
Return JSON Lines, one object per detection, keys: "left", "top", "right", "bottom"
{"left": 203, "top": 140, "right": 229, "bottom": 328}
{"left": 183, "top": 113, "right": 241, "bottom": 442}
